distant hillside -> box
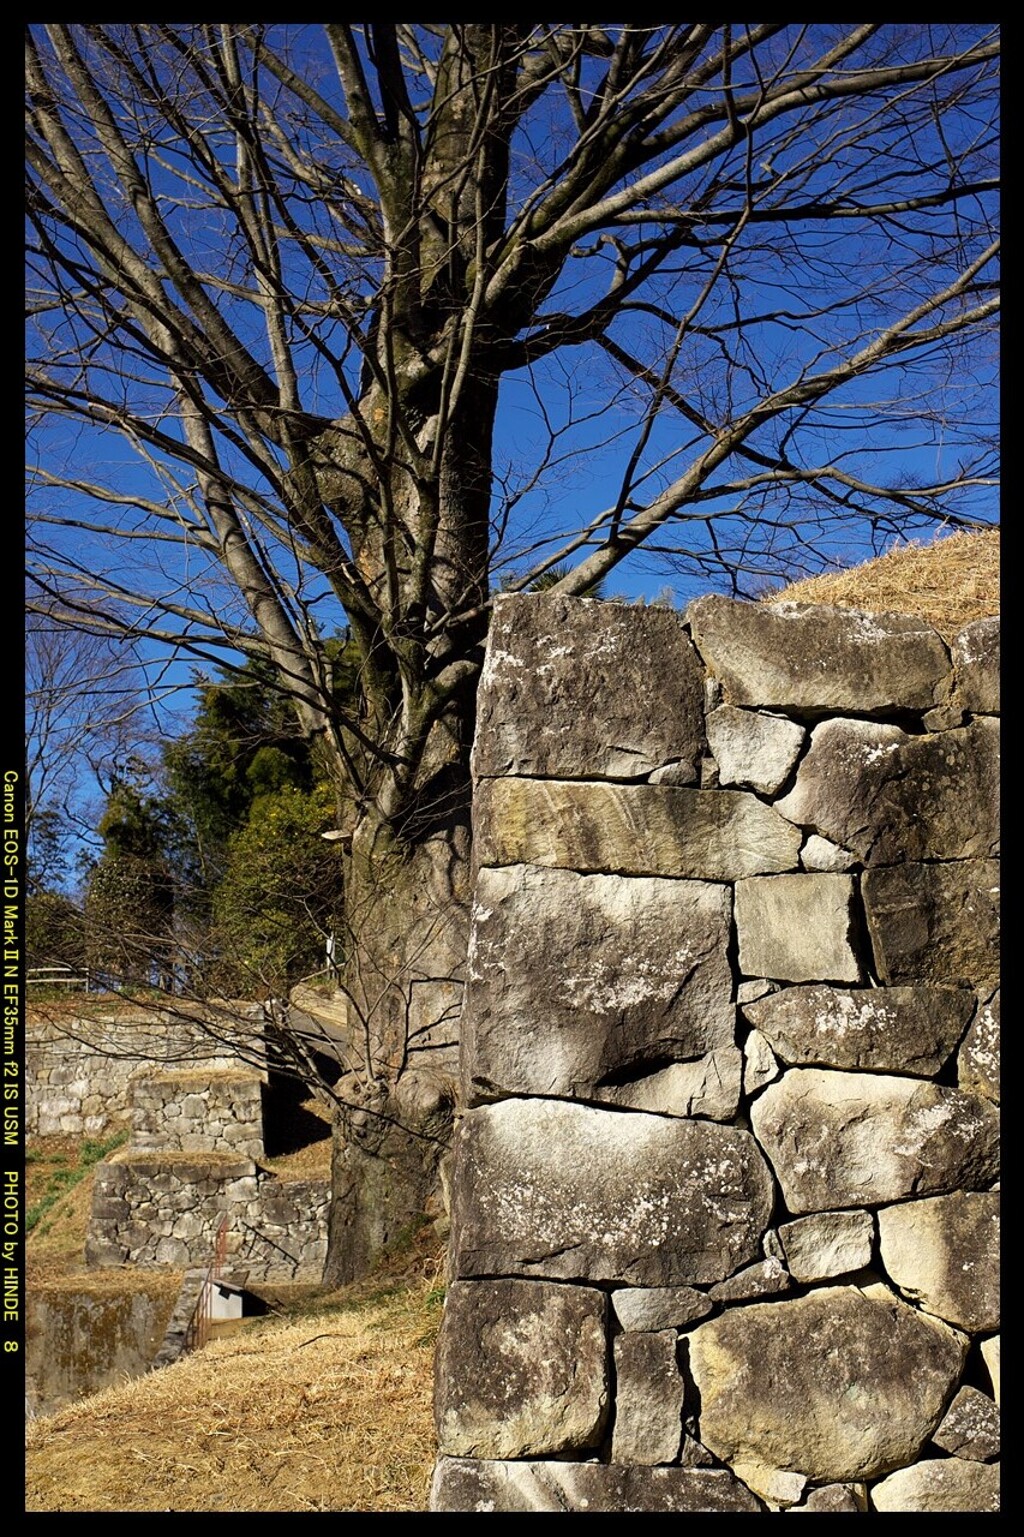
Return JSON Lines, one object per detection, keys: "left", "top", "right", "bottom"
{"left": 764, "top": 528, "right": 999, "bottom": 640}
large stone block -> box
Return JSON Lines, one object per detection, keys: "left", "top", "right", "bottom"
{"left": 862, "top": 859, "right": 999, "bottom": 986}
{"left": 775, "top": 717, "right": 999, "bottom": 864}
{"left": 474, "top": 777, "right": 801, "bottom": 880}
{"left": 611, "top": 1330, "right": 684, "bottom": 1464}
{"left": 877, "top": 1190, "right": 999, "bottom": 1333}
{"left": 434, "top": 1279, "right": 608, "bottom": 1458}
{"left": 687, "top": 1284, "right": 967, "bottom": 1485}
{"left": 734, "top": 874, "right": 864, "bottom": 983}
{"left": 742, "top": 983, "right": 973, "bottom": 1076}
{"left": 463, "top": 865, "right": 733, "bottom": 1102}
{"left": 952, "top": 615, "right": 1000, "bottom": 713}
{"left": 430, "top": 1459, "right": 761, "bottom": 1512}
{"left": 473, "top": 593, "right": 705, "bottom": 780}
{"left": 870, "top": 1458, "right": 999, "bottom": 1512}
{"left": 750, "top": 1069, "right": 999, "bottom": 1212}
{"left": 450, "top": 1100, "right": 774, "bottom": 1286}
{"left": 686, "top": 595, "right": 951, "bottom": 715}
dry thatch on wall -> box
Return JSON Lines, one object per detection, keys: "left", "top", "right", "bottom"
{"left": 765, "top": 529, "right": 999, "bottom": 640}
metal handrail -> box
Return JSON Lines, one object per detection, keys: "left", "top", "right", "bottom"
{"left": 183, "top": 1212, "right": 230, "bottom": 1354}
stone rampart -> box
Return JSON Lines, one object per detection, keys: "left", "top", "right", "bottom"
{"left": 26, "top": 1008, "right": 261, "bottom": 1138}
{"left": 432, "top": 594, "right": 999, "bottom": 1514}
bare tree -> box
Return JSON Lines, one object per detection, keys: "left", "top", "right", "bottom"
{"left": 25, "top": 24, "right": 999, "bottom": 1279}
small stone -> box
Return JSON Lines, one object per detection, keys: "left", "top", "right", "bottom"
{"left": 793, "top": 1483, "right": 867, "bottom": 1512}
{"left": 612, "top": 1331, "right": 684, "bottom": 1465}
{"left": 743, "top": 1029, "right": 780, "bottom": 1095}
{"left": 736, "top": 979, "right": 777, "bottom": 1005}
{"left": 981, "top": 1337, "right": 1000, "bottom": 1405}
{"left": 870, "top": 1458, "right": 999, "bottom": 1512}
{"left": 708, "top": 1256, "right": 789, "bottom": 1303}
{"left": 779, "top": 1210, "right": 875, "bottom": 1282}
{"left": 612, "top": 1287, "right": 713, "bottom": 1332}
{"left": 932, "top": 1386, "right": 999, "bottom": 1461}
{"left": 594, "top": 1049, "right": 742, "bottom": 1122}
{"left": 800, "top": 834, "right": 856, "bottom": 872}
{"left": 877, "top": 1190, "right": 999, "bottom": 1333}
{"left": 735, "top": 874, "right": 864, "bottom": 983}
{"left": 705, "top": 706, "right": 805, "bottom": 794}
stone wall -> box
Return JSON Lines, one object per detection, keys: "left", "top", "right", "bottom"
{"left": 26, "top": 1009, "right": 259, "bottom": 1137}
{"left": 131, "top": 1068, "right": 265, "bottom": 1160}
{"left": 87, "top": 1153, "right": 329, "bottom": 1280}
{"left": 432, "top": 593, "right": 1000, "bottom": 1514}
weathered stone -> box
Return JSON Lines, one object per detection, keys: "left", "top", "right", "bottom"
{"left": 800, "top": 834, "right": 856, "bottom": 872}
{"left": 429, "top": 1459, "right": 762, "bottom": 1513}
{"left": 877, "top": 1190, "right": 999, "bottom": 1333}
{"left": 688, "top": 1284, "right": 968, "bottom": 1484}
{"left": 933, "top": 1386, "right": 1000, "bottom": 1461}
{"left": 743, "top": 983, "right": 973, "bottom": 1076}
{"left": 680, "top": 1434, "right": 716, "bottom": 1468}
{"left": 775, "top": 718, "right": 999, "bottom": 864}
{"left": 732, "top": 1463, "right": 807, "bottom": 1508}
{"left": 778, "top": 1210, "right": 875, "bottom": 1283}
{"left": 736, "top": 978, "right": 777, "bottom": 1005}
{"left": 451, "top": 1100, "right": 774, "bottom": 1286}
{"left": 708, "top": 1256, "right": 789, "bottom": 1303}
{"left": 743, "top": 1029, "right": 780, "bottom": 1095}
{"left": 463, "top": 865, "right": 733, "bottom": 1102}
{"left": 594, "top": 1049, "right": 742, "bottom": 1122}
{"left": 612, "top": 1330, "right": 684, "bottom": 1464}
{"left": 862, "top": 859, "right": 1000, "bottom": 986}
{"left": 474, "top": 778, "right": 801, "bottom": 880}
{"left": 734, "top": 874, "right": 864, "bottom": 983}
{"left": 958, "top": 991, "right": 1000, "bottom": 1104}
{"left": 686, "top": 594, "right": 951, "bottom": 715}
{"left": 473, "top": 593, "right": 705, "bottom": 781}
{"left": 434, "top": 1279, "right": 608, "bottom": 1458}
{"left": 705, "top": 706, "right": 805, "bottom": 794}
{"left": 982, "top": 1337, "right": 1000, "bottom": 1404}
{"left": 871, "top": 1457, "right": 999, "bottom": 1512}
{"left": 952, "top": 615, "right": 1000, "bottom": 713}
{"left": 612, "top": 1286, "right": 713, "bottom": 1332}
{"left": 793, "top": 1483, "right": 867, "bottom": 1512}
{"left": 750, "top": 1070, "right": 999, "bottom": 1212}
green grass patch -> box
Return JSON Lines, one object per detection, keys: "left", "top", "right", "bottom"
{"left": 26, "top": 1130, "right": 130, "bottom": 1233}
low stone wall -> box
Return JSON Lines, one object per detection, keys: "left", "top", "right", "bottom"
{"left": 26, "top": 1276, "right": 180, "bottom": 1418}
{"left": 86, "top": 1153, "right": 329, "bottom": 1280}
{"left": 26, "top": 1008, "right": 260, "bottom": 1137}
{"left": 432, "top": 593, "right": 999, "bottom": 1514}
{"left": 131, "top": 1068, "right": 265, "bottom": 1160}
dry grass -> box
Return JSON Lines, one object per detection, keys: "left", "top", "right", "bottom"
{"left": 764, "top": 527, "right": 999, "bottom": 639}
{"left": 26, "top": 1261, "right": 443, "bottom": 1512}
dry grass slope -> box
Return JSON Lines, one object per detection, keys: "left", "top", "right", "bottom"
{"left": 763, "top": 528, "right": 999, "bottom": 638}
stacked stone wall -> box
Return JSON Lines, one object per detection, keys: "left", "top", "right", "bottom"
{"left": 433, "top": 593, "right": 999, "bottom": 1514}
{"left": 26, "top": 1011, "right": 258, "bottom": 1137}
{"left": 87, "top": 1154, "right": 329, "bottom": 1280}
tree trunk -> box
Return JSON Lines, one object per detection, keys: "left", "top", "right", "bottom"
{"left": 320, "top": 735, "right": 473, "bottom": 1287}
